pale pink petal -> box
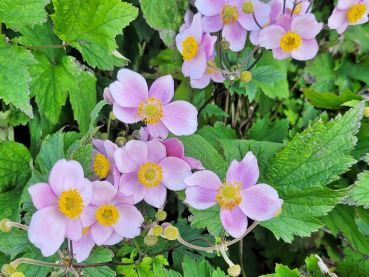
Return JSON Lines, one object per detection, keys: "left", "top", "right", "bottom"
{"left": 114, "top": 140, "right": 148, "bottom": 173}
{"left": 104, "top": 231, "right": 123, "bottom": 245}
{"left": 110, "top": 193, "right": 135, "bottom": 206}
{"left": 162, "top": 138, "right": 184, "bottom": 159}
{"left": 90, "top": 221, "right": 114, "bottom": 245}
{"left": 229, "top": 0, "right": 244, "bottom": 7}
{"left": 113, "top": 167, "right": 120, "bottom": 190}
{"left": 113, "top": 204, "right": 144, "bottom": 238}
{"left": 191, "top": 73, "right": 211, "bottom": 89}
{"left": 139, "top": 127, "right": 151, "bottom": 142}
{"left": 80, "top": 205, "right": 97, "bottom": 228}
{"left": 144, "top": 183, "right": 167, "bottom": 208}
{"left": 188, "top": 50, "right": 207, "bottom": 79}
{"left": 113, "top": 103, "right": 140, "bottom": 124}
{"left": 291, "top": 38, "right": 319, "bottom": 61}
{"left": 222, "top": 22, "right": 247, "bottom": 52}
{"left": 195, "top": 0, "right": 225, "bottom": 16}
{"left": 28, "top": 206, "right": 66, "bottom": 257}
{"left": 147, "top": 139, "right": 167, "bottom": 164}
{"left": 273, "top": 48, "right": 292, "bottom": 60}
{"left": 238, "top": 1, "right": 270, "bottom": 31}
{"left": 292, "top": 14, "right": 322, "bottom": 39}
{"left": 337, "top": 19, "right": 349, "bottom": 34}
{"left": 104, "top": 140, "right": 118, "bottom": 164}
{"left": 184, "top": 9, "right": 195, "bottom": 27}
{"left": 211, "top": 71, "right": 225, "bottom": 83}
{"left": 77, "top": 179, "right": 93, "bottom": 209}
{"left": 352, "top": 12, "right": 369, "bottom": 25}
{"left": 249, "top": 30, "right": 261, "bottom": 46}
{"left": 92, "top": 139, "right": 106, "bottom": 155}
{"left": 202, "top": 15, "right": 224, "bottom": 33}
{"left": 237, "top": 13, "right": 257, "bottom": 31}
{"left": 199, "top": 34, "right": 217, "bottom": 58}
{"left": 90, "top": 181, "right": 117, "bottom": 206}
{"left": 276, "top": 15, "right": 293, "bottom": 32}
{"left": 259, "top": 25, "right": 286, "bottom": 49}
{"left": 103, "top": 87, "right": 114, "bottom": 104}
{"left": 65, "top": 218, "right": 83, "bottom": 242}
{"left": 182, "top": 60, "right": 190, "bottom": 77}
{"left": 184, "top": 170, "right": 222, "bottom": 209}
{"left": 183, "top": 156, "right": 204, "bottom": 170}
{"left": 269, "top": 0, "right": 283, "bottom": 21}
{"left": 147, "top": 121, "right": 169, "bottom": 140}
{"left": 160, "top": 157, "right": 192, "bottom": 190}
{"left": 119, "top": 173, "right": 146, "bottom": 204}
{"left": 71, "top": 232, "right": 95, "bottom": 263}
{"left": 189, "top": 13, "right": 203, "bottom": 44}
{"left": 239, "top": 184, "right": 283, "bottom": 221}
{"left": 220, "top": 206, "right": 248, "bottom": 238}
{"left": 161, "top": 101, "right": 198, "bottom": 136}
{"left": 28, "top": 183, "right": 58, "bottom": 209}
{"left": 148, "top": 75, "right": 174, "bottom": 105}
{"left": 337, "top": 0, "right": 356, "bottom": 10}
{"left": 226, "top": 152, "right": 259, "bottom": 190}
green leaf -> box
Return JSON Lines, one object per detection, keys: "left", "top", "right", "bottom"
{"left": 351, "top": 121, "right": 369, "bottom": 160}
{"left": 82, "top": 247, "right": 115, "bottom": 277}
{"left": 0, "top": 0, "right": 49, "bottom": 28}
{"left": 305, "top": 255, "right": 319, "bottom": 272}
{"left": 0, "top": 35, "right": 36, "bottom": 117}
{"left": 52, "top": 0, "right": 137, "bottom": 69}
{"left": 164, "top": 269, "right": 183, "bottom": 277}
{"left": 201, "top": 104, "right": 228, "bottom": 119}
{"left": 150, "top": 49, "right": 185, "bottom": 81}
{"left": 197, "top": 122, "right": 237, "bottom": 147}
{"left": 260, "top": 103, "right": 364, "bottom": 242}
{"left": 17, "top": 248, "right": 59, "bottom": 277}
{"left": 261, "top": 264, "right": 301, "bottom": 277}
{"left": 71, "top": 145, "right": 93, "bottom": 178}
{"left": 63, "top": 132, "right": 83, "bottom": 156}
{"left": 248, "top": 119, "right": 289, "bottom": 143}
{"left": 8, "top": 107, "right": 30, "bottom": 127}
{"left": 337, "top": 56, "right": 369, "bottom": 86}
{"left": 252, "top": 65, "right": 285, "bottom": 86}
{"left": 89, "top": 100, "right": 108, "bottom": 132}
{"left": 345, "top": 155, "right": 369, "bottom": 207}
{"left": 182, "top": 256, "right": 211, "bottom": 277}
{"left": 211, "top": 267, "right": 228, "bottom": 277}
{"left": 153, "top": 255, "right": 169, "bottom": 277}
{"left": 0, "top": 110, "right": 14, "bottom": 142}
{"left": 336, "top": 245, "right": 369, "bottom": 277}
{"left": 305, "top": 54, "right": 335, "bottom": 93}
{"left": 187, "top": 205, "right": 223, "bottom": 237}
{"left": 8, "top": 230, "right": 30, "bottom": 259}
{"left": 137, "top": 263, "right": 153, "bottom": 277}
{"left": 345, "top": 24, "right": 369, "bottom": 53}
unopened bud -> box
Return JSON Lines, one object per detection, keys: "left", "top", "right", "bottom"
{"left": 274, "top": 208, "right": 282, "bottom": 217}
{"left": 103, "top": 88, "right": 114, "bottom": 104}
{"left": 219, "top": 40, "right": 230, "bottom": 51}
{"left": 242, "top": 1, "right": 254, "bottom": 14}
{"left": 10, "top": 273, "right": 25, "bottom": 277}
{"left": 155, "top": 211, "right": 167, "bottom": 221}
{"left": 364, "top": 107, "right": 369, "bottom": 118}
{"left": 240, "top": 71, "right": 252, "bottom": 83}
{"left": 152, "top": 226, "right": 163, "bottom": 236}
{"left": 1, "top": 264, "right": 17, "bottom": 276}
{"left": 101, "top": 133, "right": 108, "bottom": 140}
{"left": 0, "top": 219, "right": 12, "bottom": 232}
{"left": 127, "top": 135, "right": 135, "bottom": 141}
{"left": 144, "top": 235, "right": 158, "bottom": 246}
{"left": 115, "top": 137, "right": 126, "bottom": 147}
{"left": 164, "top": 226, "right": 179, "bottom": 240}
{"left": 228, "top": 265, "right": 241, "bottom": 277}
{"left": 109, "top": 111, "right": 116, "bottom": 120}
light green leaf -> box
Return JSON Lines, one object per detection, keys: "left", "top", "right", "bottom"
{"left": 164, "top": 269, "right": 183, "bottom": 277}
{"left": 0, "top": 110, "right": 14, "bottom": 142}
{"left": 261, "top": 264, "right": 301, "bottom": 277}
{"left": 305, "top": 54, "right": 335, "bottom": 93}
{"left": 89, "top": 100, "right": 108, "bottom": 132}
{"left": 305, "top": 255, "right": 319, "bottom": 272}
{"left": 211, "top": 267, "right": 228, "bottom": 277}
{"left": 137, "top": 263, "right": 153, "bottom": 277}
{"left": 150, "top": 49, "right": 185, "bottom": 81}
{"left": 197, "top": 122, "right": 237, "bottom": 147}
{"left": 182, "top": 256, "right": 211, "bottom": 277}
{"left": 71, "top": 145, "right": 93, "bottom": 178}
{"left": 247, "top": 119, "right": 289, "bottom": 143}
{"left": 337, "top": 56, "right": 369, "bottom": 86}
{"left": 345, "top": 24, "right": 369, "bottom": 53}
{"left": 351, "top": 122, "right": 369, "bottom": 160}
{"left": 252, "top": 65, "right": 285, "bottom": 86}
{"left": 82, "top": 247, "right": 115, "bottom": 277}
{"left": 187, "top": 205, "right": 223, "bottom": 237}
{"left": 8, "top": 106, "right": 30, "bottom": 127}
{"left": 336, "top": 244, "right": 369, "bottom": 277}
{"left": 201, "top": 104, "right": 228, "bottom": 119}
{"left": 153, "top": 255, "right": 169, "bottom": 277}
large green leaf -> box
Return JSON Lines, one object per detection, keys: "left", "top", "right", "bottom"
{"left": 247, "top": 119, "right": 289, "bottom": 143}
{"left": 197, "top": 122, "right": 237, "bottom": 147}
{"left": 305, "top": 54, "right": 335, "bottom": 93}
{"left": 351, "top": 122, "right": 369, "bottom": 160}
{"left": 261, "top": 264, "right": 301, "bottom": 277}
{"left": 82, "top": 247, "right": 115, "bottom": 277}
{"left": 336, "top": 244, "right": 369, "bottom": 277}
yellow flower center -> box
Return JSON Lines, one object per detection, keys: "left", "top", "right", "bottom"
{"left": 347, "top": 3, "right": 367, "bottom": 24}
{"left": 181, "top": 36, "right": 198, "bottom": 61}
{"left": 206, "top": 60, "right": 219, "bottom": 75}
{"left": 221, "top": 5, "right": 239, "bottom": 24}
{"left": 82, "top": 227, "right": 90, "bottom": 236}
{"left": 215, "top": 182, "right": 242, "bottom": 211}
{"left": 95, "top": 204, "right": 120, "bottom": 227}
{"left": 58, "top": 188, "right": 85, "bottom": 219}
{"left": 93, "top": 153, "right": 110, "bottom": 178}
{"left": 138, "top": 162, "right": 163, "bottom": 188}
{"left": 280, "top": 32, "right": 302, "bottom": 53}
{"left": 137, "top": 97, "right": 164, "bottom": 124}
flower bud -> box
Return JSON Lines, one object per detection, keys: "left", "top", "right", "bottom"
{"left": 10, "top": 273, "right": 25, "bottom": 277}
{"left": 228, "top": 265, "right": 241, "bottom": 277}
{"left": 1, "top": 264, "right": 17, "bottom": 276}
{"left": 242, "top": 1, "right": 254, "bottom": 14}
{"left": 144, "top": 235, "right": 158, "bottom": 246}
{"left": 0, "top": 219, "right": 12, "bottom": 232}
{"left": 164, "top": 226, "right": 179, "bottom": 240}
{"left": 152, "top": 226, "right": 163, "bottom": 236}
{"left": 115, "top": 137, "right": 127, "bottom": 147}
{"left": 274, "top": 208, "right": 282, "bottom": 217}
{"left": 155, "top": 211, "right": 167, "bottom": 221}
{"left": 240, "top": 71, "right": 252, "bottom": 83}
{"left": 127, "top": 135, "right": 135, "bottom": 141}
{"left": 101, "top": 133, "right": 108, "bottom": 140}
{"left": 109, "top": 111, "right": 116, "bottom": 120}
{"left": 219, "top": 40, "right": 230, "bottom": 51}
{"left": 364, "top": 107, "right": 369, "bottom": 118}
{"left": 103, "top": 88, "right": 114, "bottom": 104}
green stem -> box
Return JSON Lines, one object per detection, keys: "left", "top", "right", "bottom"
{"left": 11, "top": 258, "right": 64, "bottom": 269}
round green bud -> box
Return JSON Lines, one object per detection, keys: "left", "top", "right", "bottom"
{"left": 164, "top": 226, "right": 179, "bottom": 240}
{"left": 127, "top": 135, "right": 135, "bottom": 141}
{"left": 240, "top": 71, "right": 252, "bottom": 83}
{"left": 11, "top": 273, "right": 25, "bottom": 277}
{"left": 1, "top": 264, "right": 17, "bottom": 276}
{"left": 144, "top": 235, "right": 158, "bottom": 246}
{"left": 364, "top": 107, "right": 369, "bottom": 118}
{"left": 152, "top": 226, "right": 163, "bottom": 236}
{"left": 101, "top": 133, "right": 108, "bottom": 140}
{"left": 115, "top": 137, "right": 127, "bottom": 147}
{"left": 155, "top": 211, "right": 167, "bottom": 221}
{"left": 228, "top": 265, "right": 241, "bottom": 277}
{"left": 219, "top": 40, "right": 230, "bottom": 51}
{"left": 0, "top": 219, "right": 12, "bottom": 233}
{"left": 109, "top": 111, "right": 117, "bottom": 120}
{"left": 242, "top": 1, "right": 254, "bottom": 14}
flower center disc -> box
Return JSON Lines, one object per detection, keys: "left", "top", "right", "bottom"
{"left": 138, "top": 162, "right": 163, "bottom": 188}
{"left": 58, "top": 188, "right": 85, "bottom": 219}
{"left": 95, "top": 204, "right": 120, "bottom": 227}
{"left": 94, "top": 153, "right": 110, "bottom": 178}
{"left": 221, "top": 5, "right": 239, "bottom": 24}
{"left": 280, "top": 32, "right": 302, "bottom": 53}
{"left": 347, "top": 3, "right": 367, "bottom": 24}
{"left": 181, "top": 36, "right": 198, "bottom": 61}
{"left": 215, "top": 182, "right": 242, "bottom": 211}
{"left": 82, "top": 227, "right": 90, "bottom": 236}
{"left": 137, "top": 97, "right": 163, "bottom": 124}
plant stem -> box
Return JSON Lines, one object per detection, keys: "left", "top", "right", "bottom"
{"left": 306, "top": 0, "right": 315, "bottom": 13}
{"left": 207, "top": 62, "right": 233, "bottom": 76}
{"left": 177, "top": 233, "right": 218, "bottom": 251}
{"left": 239, "top": 239, "right": 247, "bottom": 277}
{"left": 227, "top": 221, "right": 259, "bottom": 247}
{"left": 20, "top": 42, "right": 70, "bottom": 49}
{"left": 6, "top": 222, "right": 29, "bottom": 231}
{"left": 290, "top": 1, "right": 302, "bottom": 17}
{"left": 252, "top": 12, "right": 263, "bottom": 29}
{"left": 283, "top": 0, "right": 286, "bottom": 14}
{"left": 219, "top": 245, "right": 234, "bottom": 267}
{"left": 246, "top": 49, "right": 264, "bottom": 71}
{"left": 11, "top": 258, "right": 65, "bottom": 269}
{"left": 198, "top": 88, "right": 226, "bottom": 117}
{"left": 69, "top": 240, "right": 74, "bottom": 268}
{"left": 237, "top": 46, "right": 260, "bottom": 73}
{"left": 74, "top": 261, "right": 136, "bottom": 268}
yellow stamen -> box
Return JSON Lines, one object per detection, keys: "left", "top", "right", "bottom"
{"left": 347, "top": 3, "right": 367, "bottom": 24}
{"left": 221, "top": 5, "right": 239, "bottom": 25}
{"left": 291, "top": 2, "right": 302, "bottom": 14}
{"left": 137, "top": 97, "right": 164, "bottom": 124}
{"left": 95, "top": 205, "right": 120, "bottom": 227}
{"left": 82, "top": 227, "right": 90, "bottom": 236}
{"left": 58, "top": 188, "right": 84, "bottom": 219}
{"left": 215, "top": 182, "right": 242, "bottom": 211}
{"left": 263, "top": 17, "right": 270, "bottom": 28}
{"left": 93, "top": 153, "right": 110, "bottom": 178}
{"left": 181, "top": 36, "right": 198, "bottom": 61}
{"left": 206, "top": 60, "right": 219, "bottom": 75}
{"left": 280, "top": 32, "right": 302, "bottom": 53}
{"left": 138, "top": 162, "right": 163, "bottom": 188}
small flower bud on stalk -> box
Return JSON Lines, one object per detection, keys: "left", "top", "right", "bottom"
{"left": 219, "top": 40, "right": 230, "bottom": 51}
{"left": 152, "top": 226, "right": 163, "bottom": 236}
{"left": 144, "top": 235, "right": 158, "bottom": 246}
{"left": 242, "top": 1, "right": 254, "bottom": 14}
{"left": 109, "top": 111, "right": 116, "bottom": 120}
{"left": 10, "top": 273, "right": 25, "bottom": 277}
{"left": 0, "top": 219, "right": 12, "bottom": 232}
{"left": 228, "top": 265, "right": 241, "bottom": 277}
{"left": 115, "top": 137, "right": 127, "bottom": 147}
{"left": 155, "top": 211, "right": 167, "bottom": 221}
{"left": 364, "top": 107, "right": 369, "bottom": 118}
{"left": 240, "top": 71, "right": 252, "bottom": 83}
{"left": 164, "top": 226, "right": 179, "bottom": 240}
{"left": 101, "top": 133, "right": 108, "bottom": 140}
{"left": 127, "top": 135, "right": 135, "bottom": 141}
{"left": 1, "top": 264, "right": 17, "bottom": 276}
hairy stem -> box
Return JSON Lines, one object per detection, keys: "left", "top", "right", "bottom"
{"left": 219, "top": 245, "right": 234, "bottom": 267}
{"left": 177, "top": 233, "right": 218, "bottom": 251}
{"left": 11, "top": 258, "right": 64, "bottom": 269}
{"left": 227, "top": 221, "right": 259, "bottom": 247}
{"left": 236, "top": 46, "right": 260, "bottom": 73}
{"left": 6, "top": 222, "right": 29, "bottom": 231}
{"left": 207, "top": 62, "right": 233, "bottom": 76}
{"left": 74, "top": 261, "right": 136, "bottom": 268}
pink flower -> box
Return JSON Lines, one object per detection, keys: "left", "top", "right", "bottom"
{"left": 195, "top": 0, "right": 270, "bottom": 52}
{"left": 278, "top": 0, "right": 312, "bottom": 17}
{"left": 180, "top": 9, "right": 194, "bottom": 33}
{"left": 103, "top": 87, "right": 114, "bottom": 104}
{"left": 184, "top": 152, "right": 283, "bottom": 238}
{"left": 176, "top": 13, "right": 217, "bottom": 80}
{"left": 139, "top": 127, "right": 155, "bottom": 142}
{"left": 115, "top": 139, "right": 192, "bottom": 208}
{"left": 258, "top": 14, "right": 322, "bottom": 60}
{"left": 109, "top": 69, "right": 198, "bottom": 139}
{"left": 328, "top": 0, "right": 369, "bottom": 34}
{"left": 90, "top": 139, "right": 118, "bottom": 184}
{"left": 28, "top": 160, "right": 93, "bottom": 256}
{"left": 80, "top": 180, "right": 144, "bottom": 246}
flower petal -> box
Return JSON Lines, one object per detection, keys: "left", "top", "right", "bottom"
{"left": 104, "top": 140, "right": 118, "bottom": 164}
{"left": 92, "top": 139, "right": 106, "bottom": 155}
{"left": 28, "top": 183, "right": 58, "bottom": 210}
{"left": 90, "top": 221, "right": 114, "bottom": 245}
{"left": 110, "top": 192, "right": 135, "bottom": 206}
{"left": 183, "top": 156, "right": 204, "bottom": 170}
{"left": 259, "top": 25, "right": 286, "bottom": 49}
{"left": 147, "top": 121, "right": 169, "bottom": 140}
{"left": 222, "top": 21, "right": 247, "bottom": 52}
{"left": 190, "top": 73, "right": 211, "bottom": 89}
{"left": 190, "top": 13, "right": 204, "bottom": 44}
{"left": 292, "top": 14, "right": 322, "bottom": 40}
{"left": 226, "top": 152, "right": 259, "bottom": 190}
{"left": 115, "top": 140, "right": 148, "bottom": 173}
{"left": 211, "top": 71, "right": 226, "bottom": 83}
{"left": 148, "top": 75, "right": 174, "bottom": 105}
{"left": 337, "top": 18, "right": 349, "bottom": 34}
{"left": 81, "top": 205, "right": 97, "bottom": 228}
{"left": 249, "top": 30, "right": 261, "bottom": 46}
{"left": 188, "top": 50, "right": 207, "bottom": 79}
{"left": 337, "top": 0, "right": 356, "bottom": 10}
{"left": 103, "top": 231, "right": 123, "bottom": 245}
{"left": 182, "top": 60, "right": 190, "bottom": 77}
{"left": 162, "top": 138, "right": 184, "bottom": 159}
{"left": 272, "top": 48, "right": 292, "bottom": 60}
{"left": 119, "top": 173, "right": 146, "bottom": 204}
{"left": 195, "top": 0, "right": 225, "bottom": 16}
{"left": 202, "top": 15, "right": 223, "bottom": 33}
{"left": 113, "top": 103, "right": 140, "bottom": 124}
{"left": 65, "top": 217, "right": 83, "bottom": 242}
{"left": 199, "top": 33, "right": 217, "bottom": 58}
{"left": 144, "top": 183, "right": 167, "bottom": 208}
{"left": 276, "top": 15, "right": 293, "bottom": 32}
{"left": 71, "top": 232, "right": 95, "bottom": 263}
{"left": 147, "top": 139, "right": 167, "bottom": 164}
{"left": 220, "top": 206, "right": 248, "bottom": 238}
{"left": 160, "top": 157, "right": 192, "bottom": 191}
{"left": 291, "top": 38, "right": 319, "bottom": 61}
{"left": 90, "top": 181, "right": 118, "bottom": 206}
{"left": 113, "top": 204, "right": 145, "bottom": 238}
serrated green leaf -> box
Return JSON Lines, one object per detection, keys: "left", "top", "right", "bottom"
{"left": 202, "top": 104, "right": 228, "bottom": 119}
{"left": 89, "top": 100, "right": 108, "bottom": 132}
{"left": 197, "top": 122, "right": 237, "bottom": 147}
{"left": 337, "top": 56, "right": 369, "bottom": 86}
{"left": 8, "top": 229, "right": 30, "bottom": 259}
{"left": 8, "top": 106, "right": 30, "bottom": 127}
{"left": 248, "top": 119, "right": 289, "bottom": 143}
{"left": 345, "top": 168, "right": 369, "bottom": 207}
{"left": 63, "top": 132, "right": 83, "bottom": 156}
{"left": 336, "top": 244, "right": 369, "bottom": 277}
{"left": 82, "top": 247, "right": 115, "bottom": 277}
{"left": 149, "top": 49, "right": 185, "bottom": 81}
{"left": 0, "top": 110, "right": 14, "bottom": 142}
{"left": 182, "top": 256, "right": 211, "bottom": 277}
{"left": 211, "top": 267, "right": 228, "bottom": 277}
{"left": 153, "top": 255, "right": 169, "bottom": 277}
{"left": 305, "top": 54, "right": 335, "bottom": 93}
{"left": 261, "top": 264, "right": 301, "bottom": 277}
{"left": 305, "top": 255, "right": 319, "bottom": 272}
{"left": 351, "top": 122, "right": 369, "bottom": 160}
{"left": 188, "top": 205, "right": 223, "bottom": 237}
{"left": 137, "top": 263, "right": 153, "bottom": 277}
{"left": 345, "top": 24, "right": 369, "bottom": 53}
{"left": 164, "top": 269, "right": 183, "bottom": 277}
{"left": 252, "top": 66, "right": 285, "bottom": 86}
{"left": 71, "top": 145, "right": 93, "bottom": 178}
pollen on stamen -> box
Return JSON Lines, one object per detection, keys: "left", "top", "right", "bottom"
{"left": 138, "top": 162, "right": 163, "bottom": 188}
{"left": 137, "top": 97, "right": 164, "bottom": 124}
{"left": 221, "top": 5, "right": 239, "bottom": 25}
{"left": 93, "top": 153, "right": 110, "bottom": 178}
{"left": 181, "top": 36, "right": 198, "bottom": 61}
{"left": 58, "top": 188, "right": 85, "bottom": 219}
{"left": 215, "top": 181, "right": 242, "bottom": 211}
{"left": 95, "top": 205, "right": 120, "bottom": 227}
{"left": 347, "top": 3, "right": 367, "bottom": 24}
{"left": 280, "top": 32, "right": 302, "bottom": 53}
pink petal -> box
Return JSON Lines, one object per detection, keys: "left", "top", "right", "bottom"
{"left": 144, "top": 183, "right": 167, "bottom": 208}
{"left": 176, "top": 30, "right": 189, "bottom": 54}
{"left": 162, "top": 138, "right": 184, "bottom": 159}
{"left": 104, "top": 231, "right": 123, "bottom": 245}
{"left": 114, "top": 140, "right": 148, "bottom": 173}
{"left": 292, "top": 14, "right": 322, "bottom": 39}
{"left": 229, "top": 0, "right": 244, "bottom": 7}
{"left": 65, "top": 217, "right": 83, "bottom": 242}
{"left": 188, "top": 50, "right": 207, "bottom": 79}
{"left": 148, "top": 75, "right": 174, "bottom": 105}
{"left": 291, "top": 38, "right": 319, "bottom": 61}
{"left": 90, "top": 221, "right": 114, "bottom": 245}
{"left": 220, "top": 206, "right": 248, "bottom": 238}
{"left": 226, "top": 152, "right": 259, "bottom": 190}
{"left": 92, "top": 139, "right": 106, "bottom": 155}
{"left": 78, "top": 179, "right": 93, "bottom": 209}
{"left": 199, "top": 34, "right": 217, "bottom": 58}
{"left": 184, "top": 9, "right": 195, "bottom": 26}
{"left": 259, "top": 25, "right": 286, "bottom": 49}
{"left": 28, "top": 183, "right": 58, "bottom": 210}
{"left": 337, "top": 18, "right": 349, "bottom": 34}
{"left": 183, "top": 156, "right": 204, "bottom": 170}
{"left": 113, "top": 103, "right": 140, "bottom": 124}
{"left": 28, "top": 206, "right": 66, "bottom": 257}
{"left": 104, "top": 140, "right": 118, "bottom": 164}
{"left": 71, "top": 232, "right": 95, "bottom": 263}
{"left": 337, "top": 0, "right": 356, "bottom": 10}
{"left": 202, "top": 15, "right": 223, "bottom": 33}
{"left": 147, "top": 121, "right": 169, "bottom": 140}
{"left": 222, "top": 21, "right": 247, "bottom": 52}
{"left": 139, "top": 127, "right": 151, "bottom": 142}
{"left": 103, "top": 87, "right": 114, "bottom": 104}
{"left": 113, "top": 167, "right": 120, "bottom": 190}
{"left": 211, "top": 71, "right": 225, "bottom": 83}
{"left": 273, "top": 48, "right": 292, "bottom": 60}
{"left": 249, "top": 30, "right": 261, "bottom": 46}
{"left": 189, "top": 13, "right": 203, "bottom": 44}
{"left": 147, "top": 139, "right": 167, "bottom": 164}
{"left": 161, "top": 101, "right": 198, "bottom": 136}
{"left": 90, "top": 181, "right": 118, "bottom": 206}
{"left": 269, "top": 0, "right": 283, "bottom": 22}
{"left": 184, "top": 170, "right": 222, "bottom": 209}
{"left": 113, "top": 204, "right": 144, "bottom": 238}
{"left": 238, "top": 1, "right": 271, "bottom": 31}
{"left": 182, "top": 60, "right": 190, "bottom": 77}
{"left": 119, "top": 173, "right": 146, "bottom": 204}
{"left": 195, "top": 0, "right": 225, "bottom": 16}
{"left": 276, "top": 15, "right": 293, "bottom": 32}
{"left": 239, "top": 184, "right": 283, "bottom": 221}
{"left": 191, "top": 73, "right": 211, "bottom": 89}
{"left": 160, "top": 157, "right": 192, "bottom": 191}
{"left": 110, "top": 192, "right": 135, "bottom": 206}
{"left": 81, "top": 205, "right": 97, "bottom": 228}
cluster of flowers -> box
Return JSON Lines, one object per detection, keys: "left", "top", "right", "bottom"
{"left": 176, "top": 0, "right": 369, "bottom": 88}
{"left": 26, "top": 69, "right": 283, "bottom": 263}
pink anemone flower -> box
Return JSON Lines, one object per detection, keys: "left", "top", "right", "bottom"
{"left": 115, "top": 139, "right": 192, "bottom": 208}
{"left": 258, "top": 14, "right": 322, "bottom": 61}
{"left": 90, "top": 139, "right": 118, "bottom": 184}
{"left": 195, "top": 0, "right": 270, "bottom": 52}
{"left": 28, "top": 160, "right": 93, "bottom": 256}
{"left": 184, "top": 152, "right": 283, "bottom": 238}
{"left": 80, "top": 180, "right": 144, "bottom": 246}
{"left": 328, "top": 0, "right": 369, "bottom": 34}
{"left": 109, "top": 69, "right": 198, "bottom": 139}
{"left": 180, "top": 9, "right": 195, "bottom": 33}
{"left": 176, "top": 13, "right": 217, "bottom": 80}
